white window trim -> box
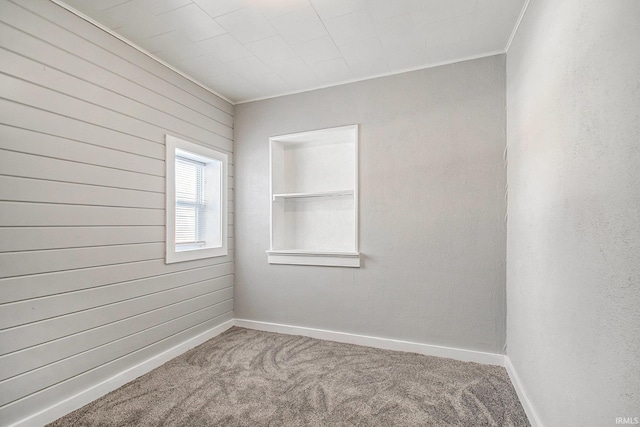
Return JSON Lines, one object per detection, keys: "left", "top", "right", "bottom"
{"left": 166, "top": 135, "right": 228, "bottom": 264}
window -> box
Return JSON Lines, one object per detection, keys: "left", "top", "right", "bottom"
{"left": 166, "top": 135, "right": 228, "bottom": 263}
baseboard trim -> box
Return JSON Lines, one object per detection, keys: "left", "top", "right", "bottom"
{"left": 234, "top": 319, "right": 505, "bottom": 366}
{"left": 11, "top": 319, "right": 234, "bottom": 427}
{"left": 12, "top": 319, "right": 537, "bottom": 427}
{"left": 505, "top": 356, "right": 543, "bottom": 427}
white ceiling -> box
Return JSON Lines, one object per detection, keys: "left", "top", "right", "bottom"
{"left": 60, "top": 0, "right": 526, "bottom": 103}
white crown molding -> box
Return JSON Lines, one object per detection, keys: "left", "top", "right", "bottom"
{"left": 50, "top": 0, "right": 526, "bottom": 106}
{"left": 9, "top": 320, "right": 234, "bottom": 427}
{"left": 504, "top": 356, "right": 544, "bottom": 427}
{"left": 49, "top": 0, "right": 235, "bottom": 105}
{"left": 234, "top": 318, "right": 505, "bottom": 366}
{"left": 505, "top": 0, "right": 532, "bottom": 52}
{"left": 237, "top": 50, "right": 506, "bottom": 104}
{"left": 50, "top": 0, "right": 514, "bottom": 106}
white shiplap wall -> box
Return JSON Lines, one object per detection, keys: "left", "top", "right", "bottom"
{"left": 0, "top": 0, "right": 234, "bottom": 424}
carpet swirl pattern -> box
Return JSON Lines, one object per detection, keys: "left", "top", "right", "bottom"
{"left": 49, "top": 327, "right": 529, "bottom": 426}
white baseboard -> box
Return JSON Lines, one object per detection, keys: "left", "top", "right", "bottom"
{"left": 234, "top": 319, "right": 505, "bottom": 366}
{"left": 235, "top": 320, "right": 544, "bottom": 426}
{"left": 505, "top": 356, "right": 543, "bottom": 427}
{"left": 13, "top": 319, "right": 537, "bottom": 427}
{"left": 12, "top": 319, "right": 234, "bottom": 427}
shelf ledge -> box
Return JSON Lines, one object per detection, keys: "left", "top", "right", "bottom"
{"left": 267, "top": 250, "right": 361, "bottom": 268}
{"left": 272, "top": 190, "right": 353, "bottom": 201}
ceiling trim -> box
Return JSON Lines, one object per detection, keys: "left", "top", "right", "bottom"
{"left": 49, "top": 0, "right": 235, "bottom": 105}
{"left": 505, "top": 0, "right": 532, "bottom": 52}
{"left": 237, "top": 49, "right": 507, "bottom": 105}
{"left": 51, "top": 0, "right": 526, "bottom": 106}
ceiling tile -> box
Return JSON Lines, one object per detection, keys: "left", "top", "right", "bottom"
{"left": 474, "top": 3, "right": 520, "bottom": 27}
{"left": 196, "top": 33, "right": 253, "bottom": 62}
{"left": 476, "top": 0, "right": 524, "bottom": 22}
{"left": 98, "top": 0, "right": 136, "bottom": 10}
{"left": 269, "top": 6, "right": 328, "bottom": 45}
{"left": 347, "top": 57, "right": 389, "bottom": 79}
{"left": 193, "top": 0, "right": 250, "bottom": 18}
{"left": 138, "top": 30, "right": 193, "bottom": 53}
{"left": 63, "top": 0, "right": 131, "bottom": 13}
{"left": 366, "top": 0, "right": 424, "bottom": 22}
{"left": 214, "top": 7, "right": 278, "bottom": 44}
{"left": 59, "top": 0, "right": 526, "bottom": 102}
{"left": 255, "top": 73, "right": 292, "bottom": 94}
{"left": 309, "top": 0, "right": 367, "bottom": 20}
{"left": 269, "top": 57, "right": 322, "bottom": 89}
{"left": 101, "top": 1, "right": 149, "bottom": 25}
{"left": 466, "top": 34, "right": 504, "bottom": 54}
{"left": 257, "top": 0, "right": 311, "bottom": 19}
{"left": 154, "top": 43, "right": 206, "bottom": 62}
{"left": 339, "top": 37, "right": 383, "bottom": 65}
{"left": 177, "top": 54, "right": 227, "bottom": 78}
{"left": 226, "top": 56, "right": 273, "bottom": 85}
{"left": 133, "top": 0, "right": 192, "bottom": 15}
{"left": 324, "top": 9, "right": 377, "bottom": 46}
{"left": 375, "top": 10, "right": 427, "bottom": 47}
{"left": 426, "top": 37, "right": 480, "bottom": 66}
{"left": 472, "top": 17, "right": 513, "bottom": 51}
{"left": 291, "top": 36, "right": 341, "bottom": 65}
{"left": 424, "top": 14, "right": 475, "bottom": 46}
{"left": 94, "top": 1, "right": 153, "bottom": 28}
{"left": 308, "top": 58, "right": 353, "bottom": 82}
{"left": 245, "top": 36, "right": 297, "bottom": 66}
{"left": 422, "top": 0, "right": 478, "bottom": 23}
{"left": 383, "top": 38, "right": 427, "bottom": 70}
{"left": 115, "top": 16, "right": 168, "bottom": 40}
{"left": 176, "top": 57, "right": 233, "bottom": 88}
{"left": 204, "top": 71, "right": 258, "bottom": 101}
{"left": 208, "top": 71, "right": 252, "bottom": 90}
{"left": 158, "top": 4, "right": 226, "bottom": 41}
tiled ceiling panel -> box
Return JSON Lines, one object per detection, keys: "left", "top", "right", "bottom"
{"left": 60, "top": 0, "right": 526, "bottom": 103}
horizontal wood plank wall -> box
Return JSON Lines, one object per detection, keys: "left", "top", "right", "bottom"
{"left": 0, "top": 0, "right": 234, "bottom": 424}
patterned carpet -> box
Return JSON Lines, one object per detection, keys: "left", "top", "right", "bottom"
{"left": 49, "top": 327, "right": 529, "bottom": 426}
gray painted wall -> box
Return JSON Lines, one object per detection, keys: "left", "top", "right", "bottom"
{"left": 235, "top": 55, "right": 507, "bottom": 354}
{"left": 0, "top": 1, "right": 234, "bottom": 424}
{"left": 506, "top": 1, "right": 640, "bottom": 425}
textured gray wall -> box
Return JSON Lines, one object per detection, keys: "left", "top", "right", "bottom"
{"left": 506, "top": 1, "right": 640, "bottom": 425}
{"left": 235, "top": 55, "right": 507, "bottom": 353}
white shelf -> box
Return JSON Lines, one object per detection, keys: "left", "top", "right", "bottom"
{"left": 269, "top": 124, "right": 359, "bottom": 267}
{"left": 272, "top": 190, "right": 353, "bottom": 201}
{"left": 266, "top": 250, "right": 360, "bottom": 268}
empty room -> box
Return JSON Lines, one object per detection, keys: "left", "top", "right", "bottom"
{"left": 0, "top": 0, "right": 638, "bottom": 426}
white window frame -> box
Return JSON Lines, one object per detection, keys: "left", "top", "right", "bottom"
{"left": 165, "top": 135, "right": 228, "bottom": 264}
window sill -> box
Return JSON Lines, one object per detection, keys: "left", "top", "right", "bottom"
{"left": 166, "top": 246, "right": 227, "bottom": 264}
{"left": 266, "top": 250, "right": 361, "bottom": 268}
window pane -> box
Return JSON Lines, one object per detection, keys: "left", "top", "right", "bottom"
{"left": 175, "top": 156, "right": 206, "bottom": 245}
{"left": 176, "top": 157, "right": 204, "bottom": 203}
{"left": 175, "top": 204, "right": 196, "bottom": 243}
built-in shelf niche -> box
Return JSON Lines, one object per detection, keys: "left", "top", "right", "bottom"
{"left": 268, "top": 125, "right": 360, "bottom": 267}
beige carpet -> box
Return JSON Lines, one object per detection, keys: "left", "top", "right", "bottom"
{"left": 49, "top": 327, "right": 529, "bottom": 426}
